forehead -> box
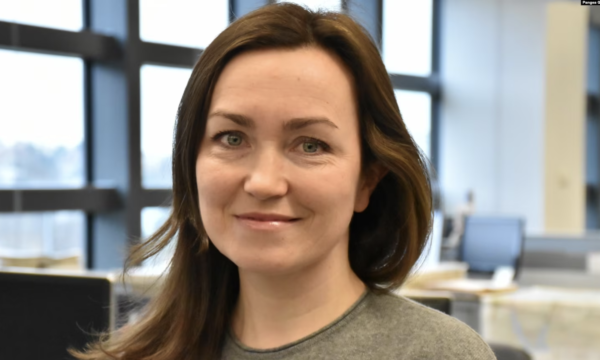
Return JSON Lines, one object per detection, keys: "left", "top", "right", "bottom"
{"left": 208, "top": 47, "right": 358, "bottom": 124}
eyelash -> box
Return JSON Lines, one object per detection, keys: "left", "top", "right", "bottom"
{"left": 211, "top": 130, "right": 331, "bottom": 155}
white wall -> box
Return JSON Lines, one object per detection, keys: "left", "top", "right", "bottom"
{"left": 439, "top": 0, "right": 575, "bottom": 234}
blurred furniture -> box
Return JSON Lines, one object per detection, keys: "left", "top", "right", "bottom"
{"left": 401, "top": 289, "right": 532, "bottom": 360}
{"left": 0, "top": 255, "right": 81, "bottom": 269}
{"left": 481, "top": 286, "right": 600, "bottom": 360}
{"left": 403, "top": 255, "right": 600, "bottom": 359}
{"left": 489, "top": 343, "right": 532, "bottom": 360}
{"left": 403, "top": 261, "right": 468, "bottom": 289}
{"left": 460, "top": 216, "right": 525, "bottom": 277}
{"left": 409, "top": 295, "right": 451, "bottom": 314}
{"left": 401, "top": 261, "right": 518, "bottom": 333}
{"left": 519, "top": 233, "right": 600, "bottom": 289}
{"left": 407, "top": 260, "right": 518, "bottom": 299}
{"left": 4, "top": 263, "right": 594, "bottom": 360}
{"left": 518, "top": 233, "right": 600, "bottom": 291}
{"left": 442, "top": 232, "right": 600, "bottom": 289}
{"left": 518, "top": 268, "right": 600, "bottom": 289}
{"left": 404, "top": 284, "right": 600, "bottom": 359}
{"left": 401, "top": 289, "right": 453, "bottom": 315}
{"left": 0, "top": 268, "right": 115, "bottom": 360}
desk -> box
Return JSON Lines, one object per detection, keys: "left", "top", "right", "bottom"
{"left": 481, "top": 287, "right": 600, "bottom": 360}
{"left": 404, "top": 264, "right": 600, "bottom": 360}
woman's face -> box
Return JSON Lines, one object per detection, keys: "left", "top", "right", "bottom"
{"left": 196, "top": 47, "right": 380, "bottom": 275}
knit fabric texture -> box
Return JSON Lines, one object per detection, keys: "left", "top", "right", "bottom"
{"left": 222, "top": 290, "right": 497, "bottom": 359}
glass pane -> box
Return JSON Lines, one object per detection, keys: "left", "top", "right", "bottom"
{"left": 0, "top": 50, "right": 84, "bottom": 188}
{"left": 278, "top": 0, "right": 341, "bottom": 12}
{"left": 234, "top": 0, "right": 268, "bottom": 18}
{"left": 141, "top": 65, "right": 192, "bottom": 189}
{"left": 394, "top": 90, "right": 431, "bottom": 158}
{"left": 141, "top": 207, "right": 174, "bottom": 270}
{"left": 0, "top": 0, "right": 82, "bottom": 31}
{"left": 139, "top": 0, "right": 229, "bottom": 49}
{"left": 0, "top": 211, "right": 84, "bottom": 269}
{"left": 383, "top": 0, "right": 433, "bottom": 76}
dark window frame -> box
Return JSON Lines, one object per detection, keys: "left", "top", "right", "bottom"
{"left": 0, "top": 0, "right": 441, "bottom": 269}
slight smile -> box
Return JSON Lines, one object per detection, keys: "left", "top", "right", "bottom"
{"left": 234, "top": 215, "right": 301, "bottom": 231}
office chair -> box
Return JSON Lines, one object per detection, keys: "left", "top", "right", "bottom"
{"left": 460, "top": 216, "right": 525, "bottom": 279}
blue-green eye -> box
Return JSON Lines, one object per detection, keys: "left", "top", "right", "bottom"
{"left": 303, "top": 141, "right": 319, "bottom": 153}
{"left": 212, "top": 130, "right": 244, "bottom": 146}
{"left": 225, "top": 133, "right": 242, "bottom": 146}
{"left": 301, "top": 138, "right": 330, "bottom": 154}
{"left": 211, "top": 131, "right": 330, "bottom": 155}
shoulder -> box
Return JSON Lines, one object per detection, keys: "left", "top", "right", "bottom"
{"left": 355, "top": 292, "right": 497, "bottom": 360}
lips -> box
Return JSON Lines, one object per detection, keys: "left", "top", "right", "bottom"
{"left": 236, "top": 213, "right": 298, "bottom": 221}
{"left": 235, "top": 214, "right": 300, "bottom": 231}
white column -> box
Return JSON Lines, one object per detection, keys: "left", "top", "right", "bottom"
{"left": 543, "top": 3, "right": 588, "bottom": 233}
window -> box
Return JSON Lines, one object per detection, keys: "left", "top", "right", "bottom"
{"left": 278, "top": 0, "right": 341, "bottom": 12}
{"left": 141, "top": 65, "right": 193, "bottom": 189}
{"left": 1, "top": 0, "right": 439, "bottom": 270}
{"left": 0, "top": 50, "right": 84, "bottom": 189}
{"left": 141, "top": 207, "right": 174, "bottom": 270}
{"left": 0, "top": 211, "right": 84, "bottom": 268}
{"left": 382, "top": 0, "right": 433, "bottom": 76}
{"left": 139, "top": 0, "right": 229, "bottom": 49}
{"left": 382, "top": 0, "right": 437, "bottom": 167}
{"left": 0, "top": 49, "right": 85, "bottom": 269}
{"left": 0, "top": 0, "right": 82, "bottom": 31}
{"left": 394, "top": 90, "right": 432, "bottom": 158}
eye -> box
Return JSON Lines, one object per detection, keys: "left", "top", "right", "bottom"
{"left": 211, "top": 131, "right": 331, "bottom": 155}
{"left": 212, "top": 130, "right": 244, "bottom": 147}
{"left": 300, "top": 137, "right": 330, "bottom": 155}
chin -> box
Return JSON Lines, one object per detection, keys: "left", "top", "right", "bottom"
{"left": 229, "top": 252, "right": 302, "bottom": 276}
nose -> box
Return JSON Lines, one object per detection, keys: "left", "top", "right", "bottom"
{"left": 243, "top": 148, "right": 289, "bottom": 200}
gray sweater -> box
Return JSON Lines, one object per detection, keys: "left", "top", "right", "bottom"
{"left": 222, "top": 290, "right": 497, "bottom": 359}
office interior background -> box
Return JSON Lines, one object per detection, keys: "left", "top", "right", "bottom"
{"left": 1, "top": 0, "right": 599, "bottom": 359}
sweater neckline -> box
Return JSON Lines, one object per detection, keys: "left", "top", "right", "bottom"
{"left": 227, "top": 288, "right": 371, "bottom": 354}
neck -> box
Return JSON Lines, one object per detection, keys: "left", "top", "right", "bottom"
{"left": 231, "top": 246, "right": 366, "bottom": 349}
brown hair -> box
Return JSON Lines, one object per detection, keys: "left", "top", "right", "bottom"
{"left": 72, "top": 3, "right": 432, "bottom": 360}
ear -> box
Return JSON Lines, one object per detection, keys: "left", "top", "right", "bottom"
{"left": 354, "top": 163, "right": 389, "bottom": 213}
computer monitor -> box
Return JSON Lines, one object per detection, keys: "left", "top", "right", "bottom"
{"left": 460, "top": 216, "right": 525, "bottom": 275}
{"left": 0, "top": 269, "right": 114, "bottom": 360}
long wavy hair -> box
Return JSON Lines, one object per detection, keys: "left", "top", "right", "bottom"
{"left": 72, "top": 3, "right": 432, "bottom": 360}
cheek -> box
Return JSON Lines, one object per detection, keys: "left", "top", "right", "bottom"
{"left": 195, "top": 157, "right": 237, "bottom": 219}
{"left": 293, "top": 163, "right": 361, "bottom": 218}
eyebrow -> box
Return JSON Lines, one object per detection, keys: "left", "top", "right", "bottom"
{"left": 208, "top": 111, "right": 339, "bottom": 131}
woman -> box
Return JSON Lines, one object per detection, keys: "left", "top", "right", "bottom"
{"left": 74, "top": 3, "right": 496, "bottom": 359}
